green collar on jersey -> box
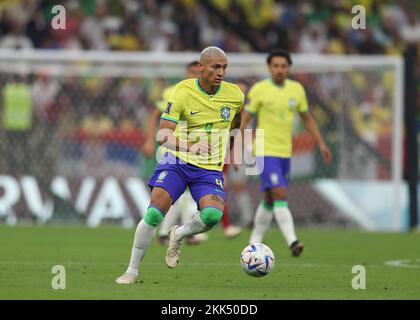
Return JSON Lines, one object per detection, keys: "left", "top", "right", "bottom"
{"left": 195, "top": 78, "right": 222, "bottom": 97}
{"left": 270, "top": 78, "right": 287, "bottom": 88}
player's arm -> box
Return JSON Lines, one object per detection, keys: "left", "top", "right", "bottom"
{"left": 157, "top": 119, "right": 212, "bottom": 155}
{"left": 240, "top": 85, "right": 258, "bottom": 136}
{"left": 142, "top": 108, "right": 162, "bottom": 158}
{"left": 239, "top": 111, "right": 253, "bottom": 135}
{"left": 229, "top": 111, "right": 242, "bottom": 150}
{"left": 300, "top": 111, "right": 331, "bottom": 164}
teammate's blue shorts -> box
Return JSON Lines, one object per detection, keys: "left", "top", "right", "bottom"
{"left": 148, "top": 152, "right": 226, "bottom": 207}
{"left": 256, "top": 156, "right": 291, "bottom": 192}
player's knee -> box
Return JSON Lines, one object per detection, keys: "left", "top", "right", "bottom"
{"left": 271, "top": 187, "right": 288, "bottom": 200}
{"left": 150, "top": 187, "right": 173, "bottom": 212}
{"left": 144, "top": 206, "right": 164, "bottom": 227}
{"left": 200, "top": 207, "right": 223, "bottom": 227}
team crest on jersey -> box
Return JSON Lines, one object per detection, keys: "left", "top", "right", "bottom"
{"left": 164, "top": 102, "right": 172, "bottom": 114}
{"left": 289, "top": 98, "right": 296, "bottom": 109}
{"left": 220, "top": 106, "right": 231, "bottom": 121}
{"left": 157, "top": 170, "right": 168, "bottom": 182}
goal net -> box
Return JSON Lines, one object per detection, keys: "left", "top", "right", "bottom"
{"left": 0, "top": 50, "right": 404, "bottom": 230}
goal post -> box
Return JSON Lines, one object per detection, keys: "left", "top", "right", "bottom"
{"left": 0, "top": 49, "right": 404, "bottom": 230}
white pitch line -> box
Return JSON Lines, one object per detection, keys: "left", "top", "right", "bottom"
{"left": 384, "top": 259, "right": 420, "bottom": 269}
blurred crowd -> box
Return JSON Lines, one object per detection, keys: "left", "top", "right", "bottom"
{"left": 0, "top": 0, "right": 418, "bottom": 55}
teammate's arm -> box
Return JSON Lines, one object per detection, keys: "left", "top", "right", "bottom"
{"left": 300, "top": 111, "right": 331, "bottom": 164}
{"left": 157, "top": 119, "right": 212, "bottom": 155}
{"left": 239, "top": 111, "right": 253, "bottom": 136}
{"left": 143, "top": 108, "right": 162, "bottom": 158}
{"left": 229, "top": 110, "right": 242, "bottom": 149}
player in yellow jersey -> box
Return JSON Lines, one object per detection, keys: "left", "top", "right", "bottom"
{"left": 116, "top": 47, "right": 244, "bottom": 284}
{"left": 143, "top": 61, "right": 207, "bottom": 246}
{"left": 240, "top": 49, "right": 332, "bottom": 257}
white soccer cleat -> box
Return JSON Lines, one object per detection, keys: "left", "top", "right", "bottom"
{"left": 165, "top": 225, "right": 183, "bottom": 268}
{"left": 224, "top": 225, "right": 242, "bottom": 239}
{"left": 115, "top": 272, "right": 138, "bottom": 284}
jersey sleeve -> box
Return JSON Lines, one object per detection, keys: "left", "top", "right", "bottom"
{"left": 161, "top": 85, "right": 184, "bottom": 124}
{"left": 297, "top": 83, "right": 309, "bottom": 113}
{"left": 244, "top": 84, "right": 261, "bottom": 114}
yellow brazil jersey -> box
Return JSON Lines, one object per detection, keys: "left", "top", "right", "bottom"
{"left": 161, "top": 78, "right": 244, "bottom": 171}
{"left": 245, "top": 78, "right": 308, "bottom": 158}
{"left": 156, "top": 84, "right": 176, "bottom": 113}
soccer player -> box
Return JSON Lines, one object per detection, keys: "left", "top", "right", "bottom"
{"left": 143, "top": 61, "right": 207, "bottom": 246}
{"left": 240, "top": 49, "right": 331, "bottom": 257}
{"left": 116, "top": 46, "right": 244, "bottom": 284}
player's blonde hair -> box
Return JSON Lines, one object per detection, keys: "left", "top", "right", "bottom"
{"left": 200, "top": 46, "right": 227, "bottom": 65}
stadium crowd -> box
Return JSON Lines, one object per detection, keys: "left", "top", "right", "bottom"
{"left": 0, "top": 0, "right": 418, "bottom": 55}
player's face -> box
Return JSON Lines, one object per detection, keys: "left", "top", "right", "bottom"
{"left": 268, "top": 56, "right": 290, "bottom": 84}
{"left": 201, "top": 57, "right": 228, "bottom": 87}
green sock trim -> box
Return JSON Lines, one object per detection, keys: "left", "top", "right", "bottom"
{"left": 200, "top": 206, "right": 223, "bottom": 227}
{"left": 261, "top": 201, "right": 273, "bottom": 211}
{"left": 144, "top": 206, "right": 164, "bottom": 226}
{"left": 274, "top": 200, "right": 288, "bottom": 208}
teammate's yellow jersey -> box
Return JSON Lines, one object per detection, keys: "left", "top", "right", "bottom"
{"left": 156, "top": 84, "right": 176, "bottom": 113}
{"left": 245, "top": 78, "right": 308, "bottom": 158}
{"left": 161, "top": 78, "right": 244, "bottom": 171}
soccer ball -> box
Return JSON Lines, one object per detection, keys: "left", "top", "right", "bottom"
{"left": 240, "top": 243, "right": 275, "bottom": 277}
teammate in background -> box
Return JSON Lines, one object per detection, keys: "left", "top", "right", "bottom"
{"left": 240, "top": 49, "right": 332, "bottom": 257}
{"left": 116, "top": 46, "right": 244, "bottom": 284}
{"left": 143, "top": 61, "right": 206, "bottom": 246}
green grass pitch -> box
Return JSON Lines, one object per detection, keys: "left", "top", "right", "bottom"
{"left": 0, "top": 225, "right": 419, "bottom": 300}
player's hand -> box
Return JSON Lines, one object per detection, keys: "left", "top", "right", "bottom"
{"left": 142, "top": 140, "right": 155, "bottom": 158}
{"left": 319, "top": 142, "right": 331, "bottom": 164}
{"left": 189, "top": 141, "right": 213, "bottom": 156}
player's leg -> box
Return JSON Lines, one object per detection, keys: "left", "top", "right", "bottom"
{"left": 221, "top": 166, "right": 242, "bottom": 238}
{"left": 249, "top": 190, "right": 274, "bottom": 243}
{"left": 165, "top": 170, "right": 225, "bottom": 268}
{"left": 271, "top": 186, "right": 303, "bottom": 256}
{"left": 173, "top": 194, "right": 224, "bottom": 240}
{"left": 180, "top": 190, "right": 208, "bottom": 245}
{"left": 270, "top": 157, "right": 303, "bottom": 256}
{"left": 249, "top": 156, "right": 275, "bottom": 244}
{"left": 157, "top": 200, "right": 180, "bottom": 245}
{"left": 117, "top": 165, "right": 186, "bottom": 283}
{"left": 116, "top": 187, "right": 173, "bottom": 284}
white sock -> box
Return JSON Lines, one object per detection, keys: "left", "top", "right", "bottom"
{"left": 180, "top": 192, "right": 197, "bottom": 224}
{"left": 126, "top": 219, "right": 157, "bottom": 275}
{"left": 273, "top": 202, "right": 298, "bottom": 246}
{"left": 158, "top": 202, "right": 179, "bottom": 237}
{"left": 250, "top": 203, "right": 273, "bottom": 243}
{"left": 174, "top": 211, "right": 209, "bottom": 241}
